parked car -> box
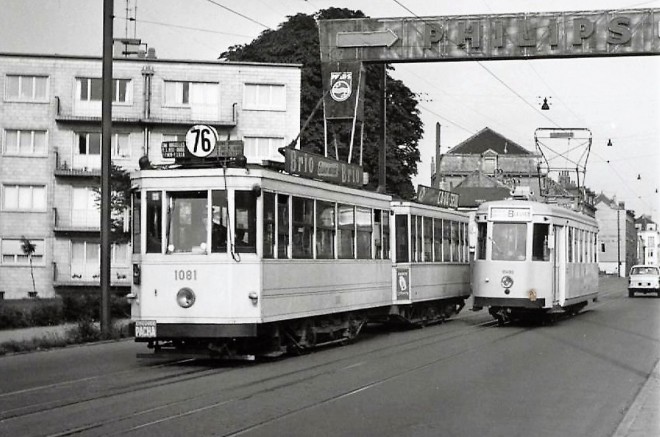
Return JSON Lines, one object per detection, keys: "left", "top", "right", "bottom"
{"left": 628, "top": 265, "right": 660, "bottom": 297}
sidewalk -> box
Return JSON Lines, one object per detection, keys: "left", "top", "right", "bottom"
{"left": 613, "top": 359, "right": 660, "bottom": 437}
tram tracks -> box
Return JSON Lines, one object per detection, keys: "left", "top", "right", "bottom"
{"left": 2, "top": 294, "right": 622, "bottom": 435}
{"left": 16, "top": 317, "right": 505, "bottom": 436}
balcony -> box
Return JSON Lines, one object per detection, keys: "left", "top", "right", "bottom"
{"left": 53, "top": 207, "right": 100, "bottom": 235}
{"left": 55, "top": 152, "right": 101, "bottom": 177}
{"left": 52, "top": 261, "right": 130, "bottom": 288}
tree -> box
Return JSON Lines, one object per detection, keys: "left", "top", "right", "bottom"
{"left": 92, "top": 163, "right": 131, "bottom": 243}
{"left": 220, "top": 8, "right": 422, "bottom": 199}
{"left": 21, "top": 236, "right": 37, "bottom": 296}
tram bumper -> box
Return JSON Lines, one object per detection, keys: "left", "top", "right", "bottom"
{"left": 131, "top": 321, "right": 258, "bottom": 341}
{"left": 473, "top": 296, "right": 546, "bottom": 309}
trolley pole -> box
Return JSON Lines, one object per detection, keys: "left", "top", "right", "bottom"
{"left": 377, "top": 63, "right": 387, "bottom": 193}
{"left": 100, "top": 0, "right": 113, "bottom": 336}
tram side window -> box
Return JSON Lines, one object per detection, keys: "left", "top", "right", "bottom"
{"left": 395, "top": 214, "right": 409, "bottom": 263}
{"left": 374, "top": 210, "right": 384, "bottom": 258}
{"left": 532, "top": 223, "right": 550, "bottom": 261}
{"left": 442, "top": 220, "right": 451, "bottom": 262}
{"left": 492, "top": 223, "right": 526, "bottom": 261}
{"left": 433, "top": 218, "right": 443, "bottom": 262}
{"left": 338, "top": 204, "right": 355, "bottom": 259}
{"left": 277, "top": 194, "right": 290, "bottom": 258}
{"left": 568, "top": 227, "right": 574, "bottom": 263}
{"left": 381, "top": 210, "right": 390, "bottom": 259}
{"left": 477, "top": 222, "right": 487, "bottom": 260}
{"left": 263, "top": 192, "right": 275, "bottom": 258}
{"left": 235, "top": 191, "right": 257, "bottom": 253}
{"left": 146, "top": 191, "right": 162, "bottom": 253}
{"left": 451, "top": 221, "right": 459, "bottom": 262}
{"left": 356, "top": 207, "right": 372, "bottom": 259}
{"left": 132, "top": 192, "right": 141, "bottom": 254}
{"left": 423, "top": 217, "right": 432, "bottom": 262}
{"left": 211, "top": 190, "right": 228, "bottom": 253}
{"left": 410, "top": 216, "right": 422, "bottom": 262}
{"left": 462, "top": 222, "right": 469, "bottom": 262}
{"left": 316, "top": 200, "right": 335, "bottom": 259}
{"left": 166, "top": 191, "right": 207, "bottom": 253}
{"left": 292, "top": 197, "right": 313, "bottom": 259}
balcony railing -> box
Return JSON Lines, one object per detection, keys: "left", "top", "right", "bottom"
{"left": 52, "top": 261, "right": 130, "bottom": 288}
{"left": 53, "top": 207, "right": 100, "bottom": 233}
{"left": 54, "top": 151, "right": 101, "bottom": 177}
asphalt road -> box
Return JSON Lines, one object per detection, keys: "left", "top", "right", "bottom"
{"left": 0, "top": 277, "right": 657, "bottom": 437}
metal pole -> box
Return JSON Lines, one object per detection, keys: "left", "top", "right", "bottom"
{"left": 101, "top": 0, "right": 114, "bottom": 336}
{"left": 377, "top": 64, "right": 386, "bottom": 193}
{"left": 617, "top": 208, "right": 621, "bottom": 277}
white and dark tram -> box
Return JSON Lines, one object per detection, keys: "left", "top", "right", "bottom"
{"left": 471, "top": 199, "right": 599, "bottom": 324}
{"left": 129, "top": 146, "right": 470, "bottom": 358}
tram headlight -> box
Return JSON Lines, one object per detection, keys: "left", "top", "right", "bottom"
{"left": 176, "top": 287, "right": 196, "bottom": 308}
{"left": 501, "top": 276, "right": 514, "bottom": 288}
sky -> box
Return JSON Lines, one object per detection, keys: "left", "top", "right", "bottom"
{"left": 1, "top": 0, "right": 659, "bottom": 219}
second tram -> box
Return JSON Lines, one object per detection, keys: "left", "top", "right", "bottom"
{"left": 471, "top": 199, "right": 599, "bottom": 323}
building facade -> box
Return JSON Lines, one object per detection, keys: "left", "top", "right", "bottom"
{"left": 594, "top": 194, "right": 637, "bottom": 276}
{"left": 0, "top": 52, "right": 301, "bottom": 299}
{"left": 635, "top": 215, "right": 659, "bottom": 266}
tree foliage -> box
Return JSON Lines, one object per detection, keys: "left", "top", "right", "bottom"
{"left": 92, "top": 163, "right": 131, "bottom": 243}
{"left": 220, "top": 8, "right": 423, "bottom": 198}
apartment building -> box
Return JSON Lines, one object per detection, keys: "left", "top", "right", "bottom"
{"left": 0, "top": 52, "right": 301, "bottom": 299}
{"left": 594, "top": 194, "right": 637, "bottom": 276}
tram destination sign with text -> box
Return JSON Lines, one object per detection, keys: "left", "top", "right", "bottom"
{"left": 319, "top": 9, "right": 660, "bottom": 63}
{"left": 417, "top": 185, "right": 459, "bottom": 209}
{"left": 284, "top": 148, "right": 363, "bottom": 188}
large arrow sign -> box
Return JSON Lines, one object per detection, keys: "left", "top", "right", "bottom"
{"left": 337, "top": 29, "right": 399, "bottom": 48}
{"left": 320, "top": 9, "right": 660, "bottom": 63}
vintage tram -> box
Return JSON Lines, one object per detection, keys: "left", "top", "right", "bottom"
{"left": 471, "top": 198, "right": 599, "bottom": 324}
{"left": 128, "top": 137, "right": 470, "bottom": 359}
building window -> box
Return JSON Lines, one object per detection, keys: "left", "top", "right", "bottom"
{"left": 164, "top": 81, "right": 218, "bottom": 119}
{"left": 77, "top": 78, "right": 131, "bottom": 103}
{"left": 77, "top": 132, "right": 101, "bottom": 156}
{"left": 164, "top": 81, "right": 190, "bottom": 106}
{"left": 71, "top": 241, "right": 100, "bottom": 280}
{"left": 243, "top": 136, "right": 284, "bottom": 161}
{"left": 3, "top": 129, "right": 47, "bottom": 156}
{"left": 5, "top": 75, "right": 48, "bottom": 102}
{"left": 2, "top": 184, "right": 46, "bottom": 211}
{"left": 1, "top": 238, "right": 45, "bottom": 265}
{"left": 244, "top": 83, "right": 286, "bottom": 110}
{"left": 72, "top": 187, "right": 100, "bottom": 228}
{"left": 112, "top": 133, "right": 131, "bottom": 158}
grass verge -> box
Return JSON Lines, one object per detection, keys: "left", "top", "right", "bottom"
{"left": 0, "top": 319, "right": 131, "bottom": 356}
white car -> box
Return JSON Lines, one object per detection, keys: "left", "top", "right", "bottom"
{"left": 628, "top": 265, "right": 660, "bottom": 297}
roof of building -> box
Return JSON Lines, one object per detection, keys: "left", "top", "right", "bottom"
{"left": 452, "top": 171, "right": 513, "bottom": 208}
{"left": 635, "top": 214, "right": 656, "bottom": 226}
{"left": 447, "top": 127, "right": 532, "bottom": 155}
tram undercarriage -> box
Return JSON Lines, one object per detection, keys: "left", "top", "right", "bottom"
{"left": 486, "top": 301, "right": 588, "bottom": 325}
{"left": 136, "top": 297, "right": 468, "bottom": 360}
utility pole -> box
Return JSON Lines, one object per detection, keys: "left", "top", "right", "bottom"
{"left": 377, "top": 63, "right": 386, "bottom": 193}
{"left": 100, "top": 0, "right": 113, "bottom": 336}
{"left": 617, "top": 207, "right": 621, "bottom": 277}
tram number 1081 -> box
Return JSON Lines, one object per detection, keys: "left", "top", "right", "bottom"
{"left": 174, "top": 269, "right": 197, "bottom": 281}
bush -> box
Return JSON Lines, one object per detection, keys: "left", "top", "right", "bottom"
{"left": 29, "top": 300, "right": 64, "bottom": 326}
{"left": 61, "top": 291, "right": 130, "bottom": 322}
{"left": 0, "top": 306, "right": 30, "bottom": 330}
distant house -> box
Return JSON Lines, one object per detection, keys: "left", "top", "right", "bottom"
{"left": 635, "top": 215, "right": 659, "bottom": 266}
{"left": 594, "top": 194, "right": 637, "bottom": 276}
{"left": 432, "top": 127, "right": 541, "bottom": 196}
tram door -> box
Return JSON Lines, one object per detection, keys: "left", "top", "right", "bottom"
{"left": 552, "top": 225, "right": 566, "bottom": 305}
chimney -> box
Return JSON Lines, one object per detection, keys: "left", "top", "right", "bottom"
{"left": 146, "top": 47, "right": 157, "bottom": 59}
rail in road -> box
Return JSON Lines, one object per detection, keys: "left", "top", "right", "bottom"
{"left": 0, "top": 278, "right": 655, "bottom": 436}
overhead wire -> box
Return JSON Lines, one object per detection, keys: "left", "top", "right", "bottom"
{"left": 390, "top": 0, "right": 656, "bottom": 214}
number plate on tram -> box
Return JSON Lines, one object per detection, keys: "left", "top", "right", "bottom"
{"left": 135, "top": 320, "right": 157, "bottom": 338}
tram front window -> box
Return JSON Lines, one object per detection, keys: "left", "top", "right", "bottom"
{"left": 491, "top": 223, "right": 526, "bottom": 261}
{"left": 166, "top": 191, "right": 207, "bottom": 254}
